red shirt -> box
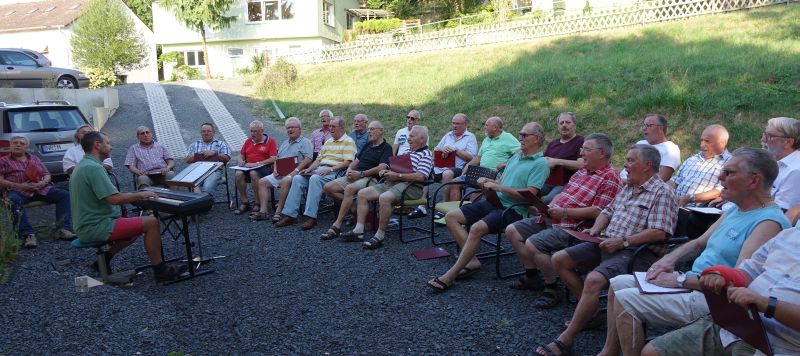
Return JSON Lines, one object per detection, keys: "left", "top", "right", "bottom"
{"left": 0, "top": 153, "right": 51, "bottom": 197}
{"left": 241, "top": 134, "right": 277, "bottom": 163}
{"left": 545, "top": 163, "right": 622, "bottom": 229}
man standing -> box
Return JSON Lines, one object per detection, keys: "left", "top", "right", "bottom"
{"left": 250, "top": 117, "right": 313, "bottom": 221}
{"left": 185, "top": 122, "right": 231, "bottom": 194}
{"left": 124, "top": 126, "right": 175, "bottom": 190}
{"left": 761, "top": 116, "right": 800, "bottom": 210}
{"left": 0, "top": 136, "right": 73, "bottom": 248}
{"left": 321, "top": 121, "right": 393, "bottom": 240}
{"left": 311, "top": 110, "right": 333, "bottom": 159}
{"left": 431, "top": 113, "right": 478, "bottom": 203}
{"left": 349, "top": 113, "right": 369, "bottom": 154}
{"left": 63, "top": 124, "right": 113, "bottom": 174}
{"left": 234, "top": 120, "right": 277, "bottom": 215}
{"left": 392, "top": 109, "right": 424, "bottom": 156}
{"left": 536, "top": 144, "right": 678, "bottom": 356}
{"left": 276, "top": 117, "right": 356, "bottom": 229}
{"left": 71, "top": 131, "right": 185, "bottom": 282}
{"left": 426, "top": 122, "right": 549, "bottom": 291}
{"left": 541, "top": 112, "right": 584, "bottom": 203}
{"left": 620, "top": 114, "right": 681, "bottom": 182}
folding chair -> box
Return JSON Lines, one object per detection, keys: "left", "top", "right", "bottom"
{"left": 428, "top": 166, "right": 498, "bottom": 245}
{"left": 386, "top": 173, "right": 435, "bottom": 243}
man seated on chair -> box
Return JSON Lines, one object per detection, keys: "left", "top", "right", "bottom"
{"left": 321, "top": 120, "right": 393, "bottom": 240}
{"left": 185, "top": 122, "right": 231, "bottom": 194}
{"left": 0, "top": 136, "right": 74, "bottom": 248}
{"left": 426, "top": 122, "right": 549, "bottom": 291}
{"left": 430, "top": 113, "right": 478, "bottom": 205}
{"left": 63, "top": 124, "right": 113, "bottom": 174}
{"left": 125, "top": 126, "right": 175, "bottom": 190}
{"left": 535, "top": 144, "right": 678, "bottom": 356}
{"left": 450, "top": 116, "right": 521, "bottom": 202}
{"left": 234, "top": 120, "right": 277, "bottom": 215}
{"left": 541, "top": 112, "right": 584, "bottom": 203}
{"left": 761, "top": 116, "right": 800, "bottom": 211}
{"left": 349, "top": 113, "right": 369, "bottom": 154}
{"left": 339, "top": 124, "right": 433, "bottom": 249}
{"left": 619, "top": 114, "right": 681, "bottom": 183}
{"left": 250, "top": 117, "right": 313, "bottom": 222}
{"left": 641, "top": 225, "right": 800, "bottom": 356}
{"left": 276, "top": 116, "right": 356, "bottom": 230}
{"left": 596, "top": 147, "right": 790, "bottom": 356}
{"left": 504, "top": 133, "right": 622, "bottom": 309}
{"left": 393, "top": 110, "right": 432, "bottom": 219}
{"left": 71, "top": 131, "right": 186, "bottom": 282}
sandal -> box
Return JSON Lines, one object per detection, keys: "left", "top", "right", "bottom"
{"left": 510, "top": 275, "right": 545, "bottom": 291}
{"left": 320, "top": 226, "right": 341, "bottom": 240}
{"left": 249, "top": 211, "right": 269, "bottom": 221}
{"left": 340, "top": 230, "right": 364, "bottom": 242}
{"left": 234, "top": 202, "right": 251, "bottom": 215}
{"left": 426, "top": 277, "right": 452, "bottom": 292}
{"left": 456, "top": 266, "right": 481, "bottom": 280}
{"left": 533, "top": 288, "right": 562, "bottom": 309}
{"left": 362, "top": 235, "right": 384, "bottom": 249}
{"left": 271, "top": 213, "right": 282, "bottom": 223}
{"left": 535, "top": 339, "right": 572, "bottom": 356}
{"left": 563, "top": 311, "right": 604, "bottom": 330}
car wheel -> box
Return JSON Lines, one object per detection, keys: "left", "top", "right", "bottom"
{"left": 57, "top": 76, "right": 78, "bottom": 89}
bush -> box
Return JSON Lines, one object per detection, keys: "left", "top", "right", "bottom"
{"left": 158, "top": 51, "right": 184, "bottom": 69}
{"left": 355, "top": 18, "right": 404, "bottom": 34}
{"left": 0, "top": 199, "right": 20, "bottom": 279}
{"left": 255, "top": 58, "right": 297, "bottom": 95}
{"left": 85, "top": 67, "right": 120, "bottom": 88}
{"left": 170, "top": 64, "right": 201, "bottom": 81}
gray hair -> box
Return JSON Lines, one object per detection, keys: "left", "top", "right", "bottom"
{"left": 368, "top": 120, "right": 384, "bottom": 130}
{"left": 249, "top": 120, "right": 264, "bottom": 130}
{"left": 585, "top": 133, "right": 613, "bottom": 159}
{"left": 453, "top": 113, "right": 468, "bottom": 124}
{"left": 767, "top": 117, "right": 800, "bottom": 149}
{"left": 10, "top": 135, "right": 28, "bottom": 145}
{"left": 645, "top": 114, "right": 668, "bottom": 134}
{"left": 285, "top": 117, "right": 301, "bottom": 128}
{"left": 319, "top": 109, "right": 333, "bottom": 118}
{"left": 411, "top": 125, "right": 429, "bottom": 144}
{"left": 330, "top": 116, "right": 345, "bottom": 129}
{"left": 354, "top": 113, "right": 368, "bottom": 122}
{"left": 557, "top": 112, "right": 577, "bottom": 126}
{"left": 631, "top": 143, "right": 661, "bottom": 173}
{"left": 524, "top": 122, "right": 545, "bottom": 141}
{"left": 136, "top": 126, "right": 150, "bottom": 136}
{"left": 733, "top": 147, "right": 779, "bottom": 191}
{"left": 74, "top": 124, "right": 93, "bottom": 143}
{"left": 486, "top": 116, "right": 503, "bottom": 129}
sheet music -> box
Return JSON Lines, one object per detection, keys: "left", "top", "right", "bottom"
{"left": 685, "top": 207, "right": 723, "bottom": 215}
{"left": 182, "top": 162, "right": 215, "bottom": 183}
{"left": 634, "top": 272, "right": 692, "bottom": 294}
{"left": 229, "top": 164, "right": 265, "bottom": 171}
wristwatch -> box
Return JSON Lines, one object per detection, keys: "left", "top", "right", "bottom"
{"left": 622, "top": 237, "right": 629, "bottom": 248}
{"left": 676, "top": 272, "right": 687, "bottom": 288}
{"left": 765, "top": 296, "right": 778, "bottom": 318}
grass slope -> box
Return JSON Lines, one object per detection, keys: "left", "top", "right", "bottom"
{"left": 268, "top": 4, "right": 800, "bottom": 164}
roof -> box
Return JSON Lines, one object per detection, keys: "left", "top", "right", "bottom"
{"left": 346, "top": 8, "right": 392, "bottom": 18}
{"left": 0, "top": 0, "right": 89, "bottom": 33}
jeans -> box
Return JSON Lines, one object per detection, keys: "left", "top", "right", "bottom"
{"left": 282, "top": 169, "right": 337, "bottom": 219}
{"left": 8, "top": 188, "right": 72, "bottom": 237}
{"left": 199, "top": 170, "right": 222, "bottom": 193}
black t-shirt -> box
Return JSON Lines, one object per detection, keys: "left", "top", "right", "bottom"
{"left": 356, "top": 140, "right": 393, "bottom": 171}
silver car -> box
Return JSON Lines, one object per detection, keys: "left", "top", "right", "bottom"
{"left": 0, "top": 101, "right": 90, "bottom": 179}
{"left": 0, "top": 48, "right": 90, "bottom": 89}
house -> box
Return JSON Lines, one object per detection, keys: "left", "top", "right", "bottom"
{"left": 0, "top": 0, "right": 158, "bottom": 83}
{"left": 153, "top": 0, "right": 360, "bottom": 79}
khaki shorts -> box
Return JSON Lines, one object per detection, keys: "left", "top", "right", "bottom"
{"left": 610, "top": 274, "right": 710, "bottom": 327}
{"left": 564, "top": 242, "right": 659, "bottom": 281}
{"left": 650, "top": 315, "right": 761, "bottom": 356}
{"left": 331, "top": 176, "right": 373, "bottom": 191}
{"left": 369, "top": 182, "right": 423, "bottom": 202}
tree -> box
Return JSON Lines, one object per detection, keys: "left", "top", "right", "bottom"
{"left": 70, "top": 0, "right": 148, "bottom": 74}
{"left": 123, "top": 0, "right": 154, "bottom": 29}
{"left": 159, "top": 0, "right": 236, "bottom": 78}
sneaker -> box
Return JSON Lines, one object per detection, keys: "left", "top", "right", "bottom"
{"left": 433, "top": 212, "right": 445, "bottom": 220}
{"left": 153, "top": 263, "right": 188, "bottom": 282}
{"left": 407, "top": 207, "right": 427, "bottom": 219}
{"left": 54, "top": 228, "right": 76, "bottom": 241}
{"left": 23, "top": 234, "right": 37, "bottom": 249}
{"left": 387, "top": 218, "right": 399, "bottom": 229}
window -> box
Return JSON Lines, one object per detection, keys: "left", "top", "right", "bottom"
{"left": 0, "top": 51, "right": 37, "bottom": 66}
{"left": 228, "top": 48, "right": 244, "bottom": 57}
{"left": 322, "top": 1, "right": 335, "bottom": 27}
{"left": 247, "top": 0, "right": 294, "bottom": 22}
{"left": 183, "top": 51, "right": 205, "bottom": 66}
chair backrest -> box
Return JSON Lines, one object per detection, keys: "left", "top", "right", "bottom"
{"left": 545, "top": 165, "right": 565, "bottom": 186}
{"left": 463, "top": 165, "right": 497, "bottom": 188}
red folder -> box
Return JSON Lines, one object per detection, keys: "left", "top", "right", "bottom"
{"left": 703, "top": 289, "right": 773, "bottom": 356}
{"left": 434, "top": 151, "right": 456, "bottom": 168}
{"left": 275, "top": 156, "right": 298, "bottom": 177}
{"left": 193, "top": 153, "right": 217, "bottom": 162}
{"left": 515, "top": 189, "right": 550, "bottom": 217}
{"left": 389, "top": 155, "right": 414, "bottom": 174}
{"left": 564, "top": 229, "right": 603, "bottom": 244}
{"left": 483, "top": 188, "right": 504, "bottom": 208}
{"left": 545, "top": 165, "right": 565, "bottom": 185}
{"left": 25, "top": 162, "right": 43, "bottom": 182}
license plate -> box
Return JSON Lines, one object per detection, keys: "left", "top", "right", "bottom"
{"left": 40, "top": 143, "right": 71, "bottom": 153}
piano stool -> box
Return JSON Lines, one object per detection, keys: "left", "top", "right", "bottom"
{"left": 70, "top": 239, "right": 138, "bottom": 285}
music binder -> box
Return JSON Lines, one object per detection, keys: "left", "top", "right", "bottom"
{"left": 193, "top": 153, "right": 218, "bottom": 162}
{"left": 563, "top": 229, "right": 604, "bottom": 244}
{"left": 515, "top": 189, "right": 550, "bottom": 217}
{"left": 434, "top": 151, "right": 456, "bottom": 168}
{"left": 275, "top": 156, "right": 299, "bottom": 176}
{"left": 703, "top": 289, "right": 773, "bottom": 356}
{"left": 389, "top": 155, "right": 414, "bottom": 174}
{"left": 483, "top": 188, "right": 504, "bottom": 208}
{"left": 633, "top": 271, "right": 692, "bottom": 294}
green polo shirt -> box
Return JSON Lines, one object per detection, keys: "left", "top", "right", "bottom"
{"left": 69, "top": 155, "right": 121, "bottom": 243}
{"left": 498, "top": 151, "right": 549, "bottom": 215}
{"left": 478, "top": 131, "right": 520, "bottom": 170}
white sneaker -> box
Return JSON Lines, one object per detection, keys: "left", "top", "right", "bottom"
{"left": 23, "top": 234, "right": 37, "bottom": 248}
{"left": 54, "top": 229, "right": 75, "bottom": 240}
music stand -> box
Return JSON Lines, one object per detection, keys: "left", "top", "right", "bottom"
{"left": 168, "top": 162, "right": 223, "bottom": 190}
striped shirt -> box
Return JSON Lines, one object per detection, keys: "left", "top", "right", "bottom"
{"left": 0, "top": 153, "right": 51, "bottom": 197}
{"left": 187, "top": 139, "right": 231, "bottom": 158}
{"left": 124, "top": 142, "right": 173, "bottom": 173}
{"left": 310, "top": 128, "right": 332, "bottom": 153}
{"left": 546, "top": 163, "right": 622, "bottom": 229}
{"left": 408, "top": 146, "right": 434, "bottom": 178}
{"left": 317, "top": 135, "right": 357, "bottom": 168}
{"left": 672, "top": 150, "right": 731, "bottom": 203}
{"left": 602, "top": 174, "right": 678, "bottom": 255}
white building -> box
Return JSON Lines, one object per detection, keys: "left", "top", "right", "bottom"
{"left": 153, "top": 0, "right": 360, "bottom": 79}
{"left": 0, "top": 0, "right": 158, "bottom": 83}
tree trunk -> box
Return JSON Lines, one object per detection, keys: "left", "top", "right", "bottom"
{"left": 200, "top": 26, "right": 212, "bottom": 78}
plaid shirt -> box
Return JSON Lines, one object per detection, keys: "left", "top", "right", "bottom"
{"left": 673, "top": 150, "right": 731, "bottom": 204}
{"left": 545, "top": 163, "right": 622, "bottom": 229}
{"left": 602, "top": 174, "right": 678, "bottom": 255}
{"left": 0, "top": 153, "right": 51, "bottom": 197}
{"left": 124, "top": 142, "right": 173, "bottom": 173}
{"left": 187, "top": 139, "right": 231, "bottom": 158}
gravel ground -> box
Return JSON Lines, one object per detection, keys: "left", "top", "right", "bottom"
{"left": 0, "top": 82, "right": 606, "bottom": 355}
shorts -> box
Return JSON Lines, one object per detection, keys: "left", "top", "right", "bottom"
{"left": 564, "top": 242, "right": 659, "bottom": 280}
{"left": 528, "top": 228, "right": 575, "bottom": 255}
{"left": 369, "top": 182, "right": 423, "bottom": 201}
{"left": 650, "top": 315, "right": 759, "bottom": 356}
{"left": 510, "top": 217, "right": 546, "bottom": 239}
{"left": 610, "top": 274, "right": 710, "bottom": 327}
{"left": 332, "top": 176, "right": 374, "bottom": 191}
{"left": 136, "top": 171, "right": 176, "bottom": 188}
{"left": 460, "top": 200, "right": 522, "bottom": 234}
{"left": 261, "top": 173, "right": 282, "bottom": 187}
{"left": 108, "top": 217, "right": 144, "bottom": 241}
{"left": 239, "top": 165, "right": 273, "bottom": 182}
{"left": 434, "top": 167, "right": 463, "bottom": 182}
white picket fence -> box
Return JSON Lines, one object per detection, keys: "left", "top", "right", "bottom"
{"left": 281, "top": 0, "right": 795, "bottom": 64}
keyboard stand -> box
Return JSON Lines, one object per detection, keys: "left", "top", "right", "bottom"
{"left": 152, "top": 211, "right": 215, "bottom": 285}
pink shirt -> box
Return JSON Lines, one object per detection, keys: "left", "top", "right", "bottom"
{"left": 0, "top": 153, "right": 51, "bottom": 197}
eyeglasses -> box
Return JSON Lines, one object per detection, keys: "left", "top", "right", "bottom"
{"left": 580, "top": 147, "right": 599, "bottom": 152}
{"left": 368, "top": 127, "right": 383, "bottom": 131}
{"left": 406, "top": 116, "right": 419, "bottom": 120}
{"left": 286, "top": 126, "right": 300, "bottom": 129}
{"left": 518, "top": 132, "right": 534, "bottom": 138}
{"left": 138, "top": 131, "right": 151, "bottom": 135}
{"left": 720, "top": 168, "right": 757, "bottom": 177}
{"left": 640, "top": 124, "right": 664, "bottom": 129}
{"left": 762, "top": 132, "right": 788, "bottom": 140}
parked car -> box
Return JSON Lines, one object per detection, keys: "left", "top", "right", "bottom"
{"left": 0, "top": 48, "right": 90, "bottom": 89}
{"left": 0, "top": 101, "right": 90, "bottom": 179}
